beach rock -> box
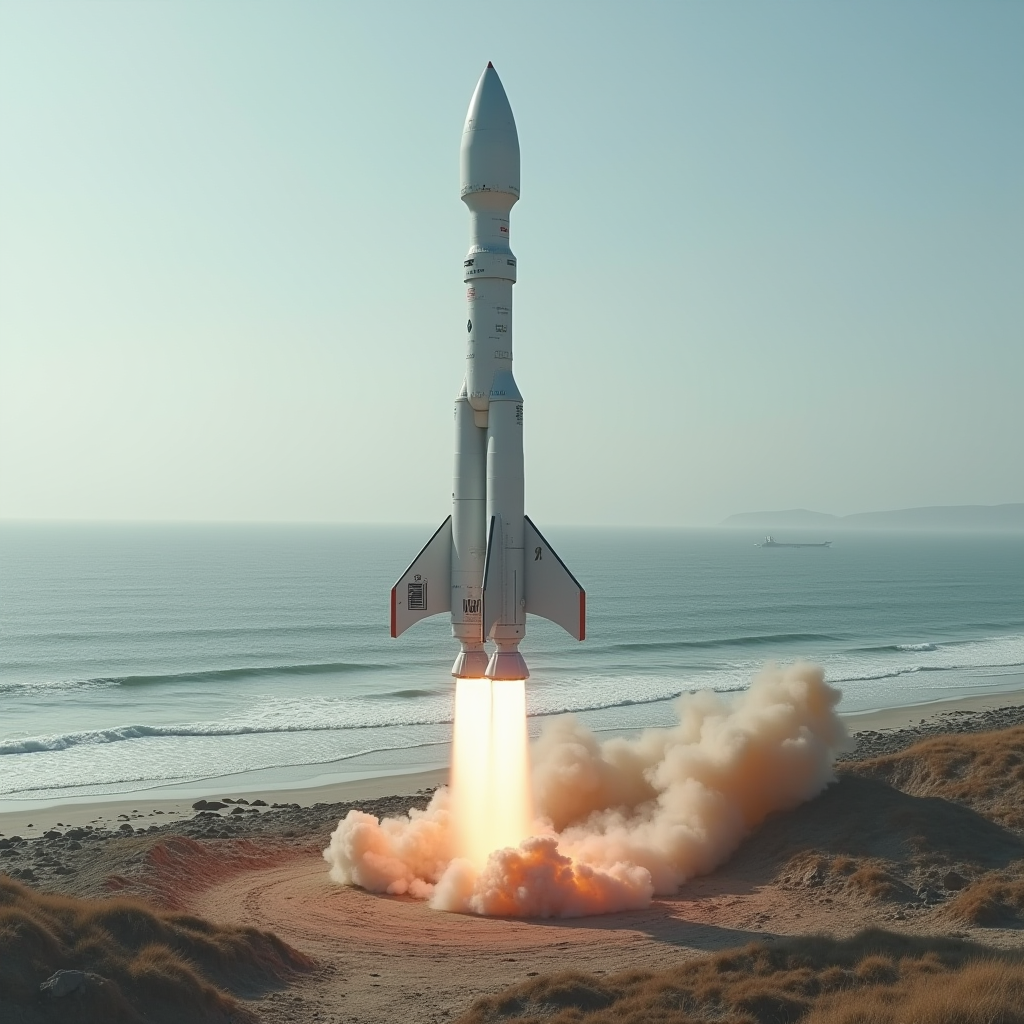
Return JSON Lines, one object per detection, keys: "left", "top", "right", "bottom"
{"left": 39, "top": 969, "right": 88, "bottom": 998}
{"left": 252, "top": 799, "right": 267, "bottom": 806}
{"left": 118, "top": 823, "right": 133, "bottom": 832}
{"left": 192, "top": 800, "right": 227, "bottom": 811}
{"left": 943, "top": 870, "right": 967, "bottom": 891}
{"left": 42, "top": 830, "right": 63, "bottom": 840}
{"left": 231, "top": 806, "right": 245, "bottom": 815}
{"left": 803, "top": 865, "right": 826, "bottom": 887}
{"left": 65, "top": 828, "right": 87, "bottom": 840}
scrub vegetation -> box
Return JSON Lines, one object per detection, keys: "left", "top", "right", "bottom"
{"left": 945, "top": 869, "right": 1024, "bottom": 927}
{"left": 457, "top": 930, "right": 1024, "bottom": 1024}
{"left": 0, "top": 874, "right": 313, "bottom": 1023}
{"left": 847, "top": 725, "right": 1024, "bottom": 829}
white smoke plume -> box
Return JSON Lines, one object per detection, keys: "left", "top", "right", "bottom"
{"left": 323, "top": 663, "right": 850, "bottom": 917}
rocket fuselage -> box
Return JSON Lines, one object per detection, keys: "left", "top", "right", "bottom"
{"left": 455, "top": 65, "right": 526, "bottom": 680}
{"left": 391, "top": 64, "right": 584, "bottom": 681}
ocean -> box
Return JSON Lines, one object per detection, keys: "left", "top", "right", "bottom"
{"left": 1, "top": 524, "right": 1022, "bottom": 807}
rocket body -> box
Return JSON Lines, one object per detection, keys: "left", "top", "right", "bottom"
{"left": 391, "top": 65, "right": 584, "bottom": 680}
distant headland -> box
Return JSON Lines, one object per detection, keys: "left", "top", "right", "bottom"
{"left": 722, "top": 503, "right": 1024, "bottom": 532}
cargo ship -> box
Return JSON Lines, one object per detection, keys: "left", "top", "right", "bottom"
{"left": 758, "top": 536, "right": 832, "bottom": 548}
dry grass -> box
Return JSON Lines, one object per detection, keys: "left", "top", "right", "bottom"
{"left": 779, "top": 852, "right": 908, "bottom": 902}
{"left": 457, "top": 930, "right": 1024, "bottom": 1024}
{"left": 944, "top": 866, "right": 1024, "bottom": 927}
{"left": 0, "top": 873, "right": 313, "bottom": 1023}
{"left": 846, "top": 865, "right": 905, "bottom": 901}
{"left": 847, "top": 725, "right": 1024, "bottom": 830}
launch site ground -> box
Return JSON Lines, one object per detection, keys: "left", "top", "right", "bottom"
{"left": 4, "top": 687, "right": 1024, "bottom": 1023}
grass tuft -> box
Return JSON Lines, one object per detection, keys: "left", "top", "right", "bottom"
{"left": 457, "top": 930, "right": 1024, "bottom": 1024}
{"left": 944, "top": 869, "right": 1024, "bottom": 926}
{"left": 0, "top": 873, "right": 313, "bottom": 1023}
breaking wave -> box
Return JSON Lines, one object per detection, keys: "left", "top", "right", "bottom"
{"left": 0, "top": 661, "right": 389, "bottom": 695}
{"left": 606, "top": 632, "right": 839, "bottom": 653}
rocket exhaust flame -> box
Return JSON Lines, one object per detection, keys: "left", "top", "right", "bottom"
{"left": 451, "top": 679, "right": 531, "bottom": 869}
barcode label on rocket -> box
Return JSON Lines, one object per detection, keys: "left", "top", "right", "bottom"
{"left": 408, "top": 582, "right": 426, "bottom": 610}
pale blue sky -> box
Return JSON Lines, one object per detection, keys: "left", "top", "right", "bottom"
{"left": 1, "top": 1, "right": 1021, "bottom": 525}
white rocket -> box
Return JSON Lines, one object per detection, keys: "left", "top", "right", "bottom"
{"left": 390, "top": 63, "right": 585, "bottom": 681}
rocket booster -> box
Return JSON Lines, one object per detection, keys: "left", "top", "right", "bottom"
{"left": 390, "top": 63, "right": 585, "bottom": 680}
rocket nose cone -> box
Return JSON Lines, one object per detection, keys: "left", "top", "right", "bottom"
{"left": 463, "top": 63, "right": 517, "bottom": 137}
{"left": 461, "top": 64, "right": 520, "bottom": 199}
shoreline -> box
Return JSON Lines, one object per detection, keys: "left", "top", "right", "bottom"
{"left": 2, "top": 686, "right": 1024, "bottom": 839}
{"left": 839, "top": 683, "right": 1024, "bottom": 732}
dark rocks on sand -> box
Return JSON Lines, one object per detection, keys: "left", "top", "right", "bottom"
{"left": 118, "top": 823, "right": 133, "bottom": 832}
{"left": 40, "top": 969, "right": 89, "bottom": 998}
{"left": 943, "top": 870, "right": 967, "bottom": 891}
{"left": 192, "top": 800, "right": 227, "bottom": 811}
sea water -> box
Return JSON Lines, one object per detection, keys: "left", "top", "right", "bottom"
{"left": 1, "top": 524, "right": 1022, "bottom": 804}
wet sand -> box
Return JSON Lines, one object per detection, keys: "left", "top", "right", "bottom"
{"left": 0, "top": 768, "right": 448, "bottom": 839}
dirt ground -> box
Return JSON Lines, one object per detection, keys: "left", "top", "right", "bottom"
{"left": 183, "top": 774, "right": 1024, "bottom": 1023}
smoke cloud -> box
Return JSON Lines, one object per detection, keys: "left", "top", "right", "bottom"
{"left": 323, "top": 663, "right": 850, "bottom": 917}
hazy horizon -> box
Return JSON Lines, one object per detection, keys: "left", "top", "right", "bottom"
{"left": 2, "top": 1, "right": 1021, "bottom": 526}
{"left": 2, "top": 500, "right": 1022, "bottom": 531}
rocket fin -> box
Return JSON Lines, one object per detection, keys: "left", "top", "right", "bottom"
{"left": 523, "top": 516, "right": 586, "bottom": 641}
{"left": 480, "top": 514, "right": 501, "bottom": 642}
{"left": 390, "top": 517, "right": 452, "bottom": 638}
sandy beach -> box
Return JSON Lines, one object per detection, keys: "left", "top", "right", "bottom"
{"left": 4, "top": 689, "right": 1024, "bottom": 1022}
